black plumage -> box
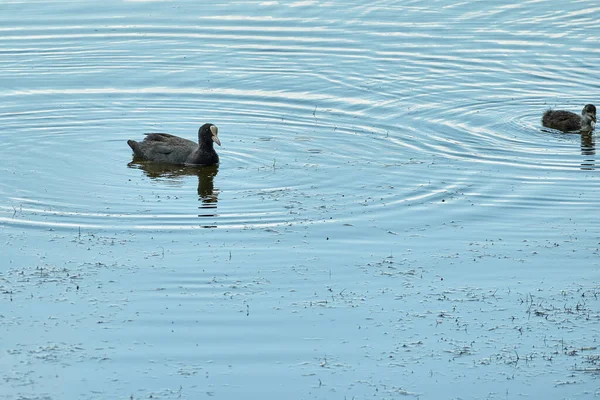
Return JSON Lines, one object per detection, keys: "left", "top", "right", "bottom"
{"left": 128, "top": 123, "right": 221, "bottom": 165}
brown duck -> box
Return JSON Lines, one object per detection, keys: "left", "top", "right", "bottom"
{"left": 542, "top": 104, "right": 596, "bottom": 132}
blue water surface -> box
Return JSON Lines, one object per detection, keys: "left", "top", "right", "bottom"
{"left": 1, "top": 1, "right": 600, "bottom": 399}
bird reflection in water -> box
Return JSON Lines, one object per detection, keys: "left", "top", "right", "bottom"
{"left": 128, "top": 161, "right": 220, "bottom": 221}
{"left": 580, "top": 133, "right": 596, "bottom": 170}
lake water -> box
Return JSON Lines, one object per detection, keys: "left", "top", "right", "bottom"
{"left": 1, "top": 1, "right": 600, "bottom": 399}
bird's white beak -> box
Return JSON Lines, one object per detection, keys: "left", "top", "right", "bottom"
{"left": 210, "top": 125, "right": 221, "bottom": 146}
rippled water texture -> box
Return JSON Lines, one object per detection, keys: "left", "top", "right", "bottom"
{"left": 2, "top": 1, "right": 600, "bottom": 399}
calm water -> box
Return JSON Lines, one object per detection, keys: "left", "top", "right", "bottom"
{"left": 2, "top": 1, "right": 600, "bottom": 399}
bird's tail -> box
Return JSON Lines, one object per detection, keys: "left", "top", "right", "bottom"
{"left": 127, "top": 140, "right": 138, "bottom": 152}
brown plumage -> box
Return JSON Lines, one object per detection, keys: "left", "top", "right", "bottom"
{"left": 542, "top": 104, "right": 596, "bottom": 132}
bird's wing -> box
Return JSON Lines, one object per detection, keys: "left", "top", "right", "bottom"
{"left": 144, "top": 133, "right": 197, "bottom": 147}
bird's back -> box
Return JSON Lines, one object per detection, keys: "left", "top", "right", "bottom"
{"left": 542, "top": 109, "right": 582, "bottom": 132}
{"left": 128, "top": 133, "right": 197, "bottom": 164}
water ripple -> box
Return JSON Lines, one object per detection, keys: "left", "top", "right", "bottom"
{"left": 1, "top": 0, "right": 599, "bottom": 233}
